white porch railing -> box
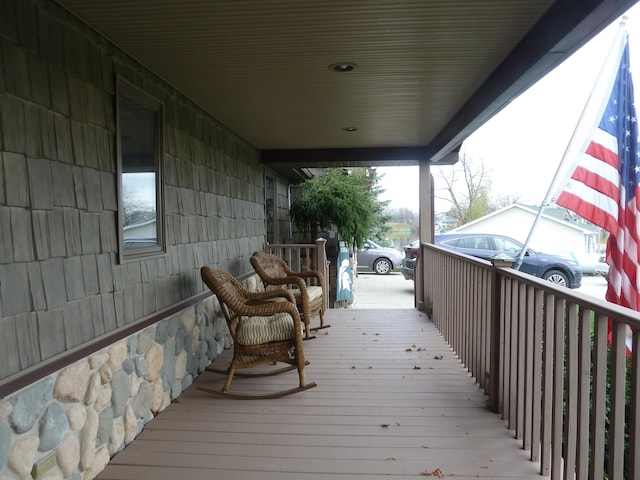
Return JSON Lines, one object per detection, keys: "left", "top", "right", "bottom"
{"left": 422, "top": 242, "right": 640, "bottom": 479}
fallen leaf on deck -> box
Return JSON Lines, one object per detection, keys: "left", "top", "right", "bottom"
{"left": 386, "top": 457, "right": 397, "bottom": 461}
{"left": 406, "top": 348, "right": 413, "bottom": 352}
{"left": 420, "top": 445, "right": 429, "bottom": 448}
{"left": 380, "top": 424, "right": 390, "bottom": 428}
{"left": 351, "top": 366, "right": 357, "bottom": 369}
{"left": 434, "top": 355, "right": 444, "bottom": 360}
{"left": 420, "top": 468, "right": 444, "bottom": 477}
{"left": 414, "top": 365, "right": 421, "bottom": 370}
{"left": 368, "top": 366, "right": 373, "bottom": 369}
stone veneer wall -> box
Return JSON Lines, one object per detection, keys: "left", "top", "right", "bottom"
{"left": 0, "top": 274, "right": 265, "bottom": 480}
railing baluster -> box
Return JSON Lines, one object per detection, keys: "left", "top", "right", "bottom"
{"left": 516, "top": 281, "right": 526, "bottom": 440}
{"left": 498, "top": 276, "right": 507, "bottom": 415}
{"left": 523, "top": 284, "right": 534, "bottom": 451}
{"left": 576, "top": 306, "right": 591, "bottom": 479}
{"left": 589, "top": 314, "right": 607, "bottom": 479}
{"left": 609, "top": 320, "right": 628, "bottom": 479}
{"left": 508, "top": 279, "right": 518, "bottom": 431}
{"left": 630, "top": 329, "right": 640, "bottom": 479}
{"left": 530, "top": 287, "right": 543, "bottom": 462}
{"left": 563, "top": 302, "right": 578, "bottom": 478}
{"left": 541, "top": 293, "right": 554, "bottom": 476}
{"left": 551, "top": 297, "right": 565, "bottom": 479}
{"left": 503, "top": 278, "right": 512, "bottom": 423}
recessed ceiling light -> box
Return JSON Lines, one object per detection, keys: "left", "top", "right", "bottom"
{"left": 343, "top": 127, "right": 357, "bottom": 132}
{"left": 329, "top": 62, "right": 357, "bottom": 72}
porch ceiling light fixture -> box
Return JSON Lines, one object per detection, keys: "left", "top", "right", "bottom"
{"left": 329, "top": 62, "right": 357, "bottom": 72}
{"left": 342, "top": 127, "right": 358, "bottom": 132}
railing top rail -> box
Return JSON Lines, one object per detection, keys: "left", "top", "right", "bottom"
{"left": 267, "top": 243, "right": 318, "bottom": 249}
{"left": 423, "top": 242, "right": 494, "bottom": 271}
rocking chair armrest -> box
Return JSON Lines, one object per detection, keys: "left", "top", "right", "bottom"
{"left": 246, "top": 287, "right": 296, "bottom": 304}
{"left": 237, "top": 298, "right": 303, "bottom": 326}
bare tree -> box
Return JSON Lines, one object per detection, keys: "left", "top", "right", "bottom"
{"left": 434, "top": 147, "right": 491, "bottom": 226}
{"left": 489, "top": 192, "right": 525, "bottom": 212}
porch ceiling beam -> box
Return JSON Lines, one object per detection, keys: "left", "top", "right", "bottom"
{"left": 261, "top": 147, "right": 459, "bottom": 169}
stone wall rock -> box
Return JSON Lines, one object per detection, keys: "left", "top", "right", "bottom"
{"left": 38, "top": 403, "right": 69, "bottom": 452}
{"left": 56, "top": 433, "right": 80, "bottom": 478}
{"left": 8, "top": 435, "right": 39, "bottom": 478}
{"left": 9, "top": 378, "right": 55, "bottom": 434}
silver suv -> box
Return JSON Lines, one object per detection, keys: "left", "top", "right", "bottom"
{"left": 356, "top": 240, "right": 404, "bottom": 275}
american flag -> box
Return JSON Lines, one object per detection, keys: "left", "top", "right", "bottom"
{"left": 556, "top": 33, "right": 640, "bottom": 353}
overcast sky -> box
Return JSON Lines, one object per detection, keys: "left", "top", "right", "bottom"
{"left": 378, "top": 3, "right": 640, "bottom": 214}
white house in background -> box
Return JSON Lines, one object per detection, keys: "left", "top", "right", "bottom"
{"left": 449, "top": 204, "right": 602, "bottom": 256}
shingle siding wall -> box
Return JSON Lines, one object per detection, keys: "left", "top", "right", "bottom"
{"left": 0, "top": 0, "right": 265, "bottom": 381}
{"left": 0, "top": 0, "right": 273, "bottom": 477}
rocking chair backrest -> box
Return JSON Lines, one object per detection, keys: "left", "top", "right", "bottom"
{"left": 252, "top": 251, "right": 291, "bottom": 281}
{"left": 200, "top": 267, "right": 247, "bottom": 326}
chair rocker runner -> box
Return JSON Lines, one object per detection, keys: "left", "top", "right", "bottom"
{"left": 199, "top": 267, "right": 316, "bottom": 399}
{"left": 250, "top": 251, "right": 330, "bottom": 339}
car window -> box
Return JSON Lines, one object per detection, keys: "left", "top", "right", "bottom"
{"left": 440, "top": 238, "right": 460, "bottom": 248}
{"left": 444, "top": 237, "right": 490, "bottom": 250}
{"left": 458, "top": 237, "right": 479, "bottom": 249}
{"left": 493, "top": 237, "right": 522, "bottom": 253}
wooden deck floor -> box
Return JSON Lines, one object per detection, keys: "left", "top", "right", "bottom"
{"left": 97, "top": 308, "right": 544, "bottom": 479}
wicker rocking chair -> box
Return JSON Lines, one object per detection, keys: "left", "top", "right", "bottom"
{"left": 250, "top": 251, "right": 329, "bottom": 339}
{"left": 199, "top": 266, "right": 316, "bottom": 399}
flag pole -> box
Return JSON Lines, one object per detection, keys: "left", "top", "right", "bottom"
{"left": 514, "top": 17, "right": 629, "bottom": 270}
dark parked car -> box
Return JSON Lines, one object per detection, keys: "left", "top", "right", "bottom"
{"left": 435, "top": 233, "right": 582, "bottom": 288}
{"left": 356, "top": 240, "right": 404, "bottom": 275}
{"left": 401, "top": 240, "right": 419, "bottom": 280}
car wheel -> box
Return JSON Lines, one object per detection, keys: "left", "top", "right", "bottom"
{"left": 543, "top": 269, "right": 568, "bottom": 287}
{"left": 373, "top": 258, "right": 392, "bottom": 275}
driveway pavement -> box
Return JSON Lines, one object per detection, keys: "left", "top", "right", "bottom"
{"left": 353, "top": 271, "right": 607, "bottom": 309}
{"left": 577, "top": 274, "right": 607, "bottom": 300}
{"left": 353, "top": 271, "right": 415, "bottom": 308}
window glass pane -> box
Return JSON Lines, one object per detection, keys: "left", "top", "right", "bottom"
{"left": 122, "top": 172, "right": 157, "bottom": 247}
